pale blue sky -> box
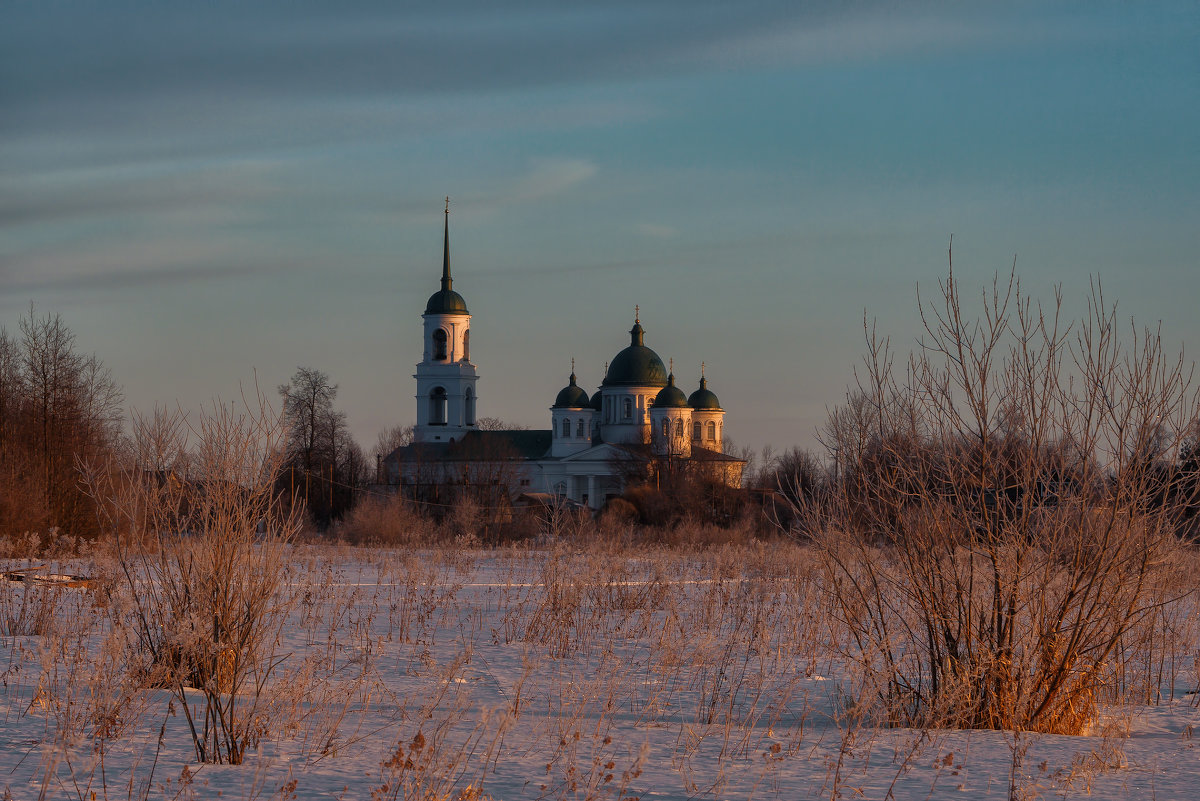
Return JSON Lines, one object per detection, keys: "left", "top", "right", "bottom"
{"left": 2, "top": 1, "right": 1197, "bottom": 455}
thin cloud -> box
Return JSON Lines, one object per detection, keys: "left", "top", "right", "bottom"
{"left": 513, "top": 158, "right": 598, "bottom": 202}
{"left": 0, "top": 158, "right": 284, "bottom": 228}
{"left": 0, "top": 238, "right": 284, "bottom": 297}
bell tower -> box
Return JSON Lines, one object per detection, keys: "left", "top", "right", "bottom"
{"left": 414, "top": 199, "right": 479, "bottom": 443}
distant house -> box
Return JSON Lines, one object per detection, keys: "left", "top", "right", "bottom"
{"left": 378, "top": 204, "right": 745, "bottom": 509}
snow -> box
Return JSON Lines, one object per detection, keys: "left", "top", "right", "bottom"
{"left": 1, "top": 545, "right": 1198, "bottom": 800}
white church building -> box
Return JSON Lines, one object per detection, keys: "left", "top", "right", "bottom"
{"left": 379, "top": 205, "right": 745, "bottom": 509}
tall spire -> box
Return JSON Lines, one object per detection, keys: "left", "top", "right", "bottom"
{"left": 441, "top": 196, "right": 452, "bottom": 292}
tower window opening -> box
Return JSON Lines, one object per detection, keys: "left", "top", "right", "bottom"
{"left": 562, "top": 418, "right": 571, "bottom": 438}
{"left": 674, "top": 418, "right": 683, "bottom": 439}
{"left": 465, "top": 387, "right": 475, "bottom": 425}
{"left": 693, "top": 421, "right": 702, "bottom": 441}
{"left": 429, "top": 386, "right": 448, "bottom": 425}
{"left": 432, "top": 329, "right": 448, "bottom": 361}
{"left": 462, "top": 329, "right": 470, "bottom": 361}
{"left": 661, "top": 419, "right": 669, "bottom": 438}
{"left": 707, "top": 421, "right": 716, "bottom": 441}
{"left": 623, "top": 397, "right": 633, "bottom": 420}
{"left": 576, "top": 419, "right": 584, "bottom": 438}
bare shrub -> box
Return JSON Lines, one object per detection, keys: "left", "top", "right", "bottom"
{"left": 812, "top": 267, "right": 1198, "bottom": 734}
{"left": 83, "top": 394, "right": 302, "bottom": 764}
{"left": 335, "top": 491, "right": 435, "bottom": 545}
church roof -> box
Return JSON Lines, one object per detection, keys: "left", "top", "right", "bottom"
{"left": 425, "top": 201, "right": 469, "bottom": 315}
{"left": 602, "top": 316, "right": 668, "bottom": 388}
{"left": 553, "top": 371, "right": 591, "bottom": 408}
{"left": 386, "top": 430, "right": 553, "bottom": 465}
{"left": 688, "top": 375, "right": 722, "bottom": 410}
{"left": 653, "top": 373, "right": 689, "bottom": 408}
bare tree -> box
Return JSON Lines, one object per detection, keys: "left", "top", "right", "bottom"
{"left": 375, "top": 423, "right": 413, "bottom": 459}
{"left": 0, "top": 308, "right": 121, "bottom": 544}
{"left": 278, "top": 367, "right": 361, "bottom": 526}
{"left": 475, "top": 416, "right": 527, "bottom": 431}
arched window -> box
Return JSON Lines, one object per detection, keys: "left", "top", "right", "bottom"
{"left": 429, "top": 387, "right": 447, "bottom": 425}
{"left": 674, "top": 418, "right": 684, "bottom": 439}
{"left": 464, "top": 387, "right": 475, "bottom": 425}
{"left": 661, "top": 419, "right": 669, "bottom": 438}
{"left": 462, "top": 329, "right": 470, "bottom": 361}
{"left": 432, "top": 329, "right": 448, "bottom": 361}
{"left": 562, "top": 418, "right": 571, "bottom": 438}
{"left": 576, "top": 419, "right": 584, "bottom": 438}
{"left": 707, "top": 421, "right": 716, "bottom": 441}
{"left": 693, "top": 421, "right": 702, "bottom": 441}
{"left": 622, "top": 397, "right": 632, "bottom": 420}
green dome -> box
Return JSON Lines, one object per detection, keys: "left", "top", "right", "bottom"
{"left": 425, "top": 289, "right": 469, "bottom": 315}
{"left": 654, "top": 373, "right": 689, "bottom": 408}
{"left": 553, "top": 372, "right": 590, "bottom": 408}
{"left": 602, "top": 321, "right": 669, "bottom": 387}
{"left": 688, "top": 376, "right": 722, "bottom": 410}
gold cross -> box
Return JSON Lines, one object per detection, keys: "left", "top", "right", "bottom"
{"left": 634, "top": 304, "right": 640, "bottom": 324}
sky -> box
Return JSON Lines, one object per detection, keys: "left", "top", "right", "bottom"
{"left": 2, "top": 1, "right": 1197, "bottom": 458}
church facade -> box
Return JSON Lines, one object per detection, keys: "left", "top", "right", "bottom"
{"left": 380, "top": 206, "right": 745, "bottom": 510}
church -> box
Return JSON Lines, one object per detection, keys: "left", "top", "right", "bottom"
{"left": 379, "top": 204, "right": 745, "bottom": 510}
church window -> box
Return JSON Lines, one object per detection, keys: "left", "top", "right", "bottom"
{"left": 576, "top": 419, "right": 584, "bottom": 438}
{"left": 661, "top": 419, "right": 669, "bottom": 438}
{"left": 707, "top": 421, "right": 716, "bottom": 441}
{"left": 432, "top": 329, "right": 448, "bottom": 361}
{"left": 622, "top": 397, "right": 632, "bottom": 420}
{"left": 693, "top": 421, "right": 701, "bottom": 441}
{"left": 674, "top": 418, "right": 683, "bottom": 439}
{"left": 462, "top": 329, "right": 470, "bottom": 361}
{"left": 465, "top": 388, "right": 475, "bottom": 425}
{"left": 562, "top": 418, "right": 571, "bottom": 438}
{"left": 429, "top": 387, "right": 447, "bottom": 425}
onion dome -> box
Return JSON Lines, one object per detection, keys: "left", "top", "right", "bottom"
{"left": 602, "top": 310, "right": 668, "bottom": 387}
{"left": 553, "top": 368, "right": 590, "bottom": 408}
{"left": 654, "top": 372, "right": 689, "bottom": 409}
{"left": 591, "top": 389, "right": 603, "bottom": 411}
{"left": 425, "top": 200, "right": 470, "bottom": 314}
{"left": 688, "top": 374, "right": 722, "bottom": 410}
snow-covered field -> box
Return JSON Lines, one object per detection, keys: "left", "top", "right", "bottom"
{"left": 2, "top": 543, "right": 1198, "bottom": 800}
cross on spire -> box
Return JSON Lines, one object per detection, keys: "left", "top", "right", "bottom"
{"left": 635, "top": 304, "right": 640, "bottom": 324}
